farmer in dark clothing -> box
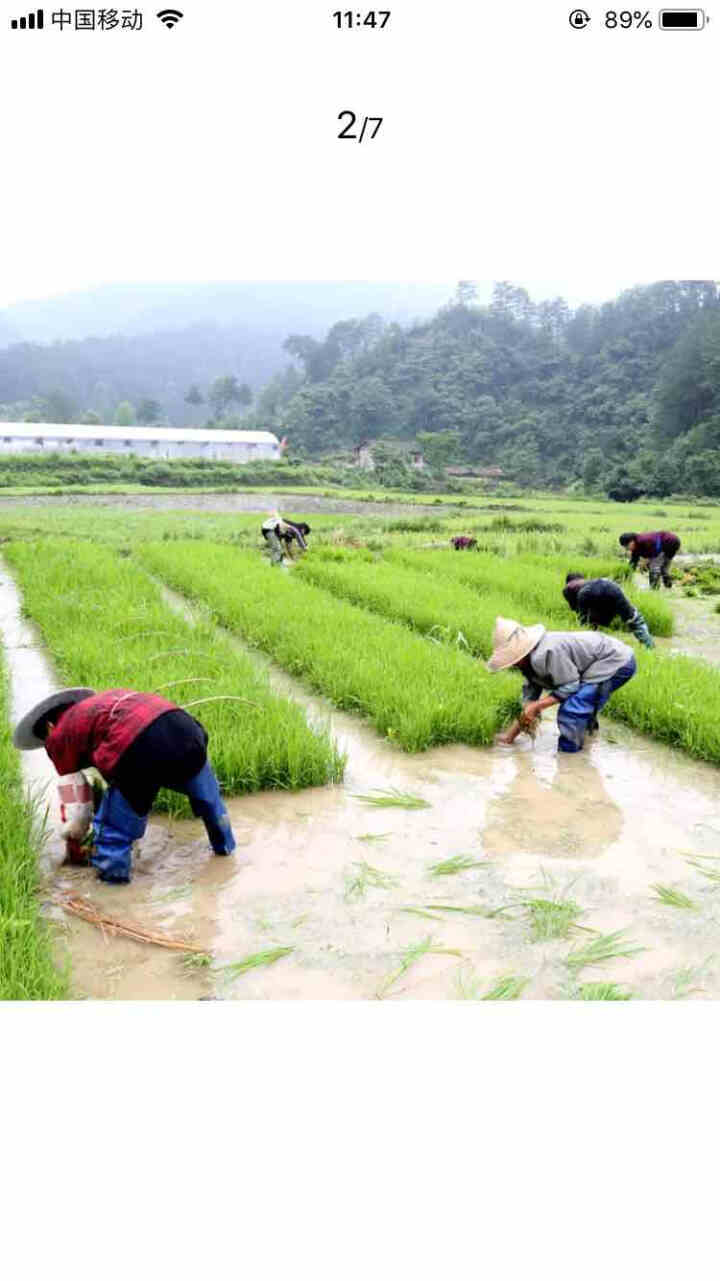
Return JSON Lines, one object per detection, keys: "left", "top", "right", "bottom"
{"left": 451, "top": 536, "right": 477, "bottom": 551}
{"left": 487, "top": 618, "right": 637, "bottom": 753}
{"left": 563, "top": 573, "right": 654, "bottom": 648}
{"left": 14, "top": 688, "right": 236, "bottom": 884}
{"left": 619, "top": 530, "right": 681, "bottom": 589}
{"left": 261, "top": 512, "right": 310, "bottom": 565}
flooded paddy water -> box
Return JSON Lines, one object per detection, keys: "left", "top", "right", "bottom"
{"left": 3, "top": 546, "right": 720, "bottom": 1001}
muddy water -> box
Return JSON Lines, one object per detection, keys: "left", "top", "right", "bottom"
{"left": 0, "top": 491, "right": 455, "bottom": 517}
{"left": 3, "top": 559, "right": 720, "bottom": 1000}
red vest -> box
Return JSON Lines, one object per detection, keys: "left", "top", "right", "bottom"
{"left": 45, "top": 690, "right": 178, "bottom": 779}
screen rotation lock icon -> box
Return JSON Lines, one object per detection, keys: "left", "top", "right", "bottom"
{"left": 569, "top": 9, "right": 591, "bottom": 27}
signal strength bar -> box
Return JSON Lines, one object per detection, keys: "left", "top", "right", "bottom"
{"left": 10, "top": 9, "right": 44, "bottom": 28}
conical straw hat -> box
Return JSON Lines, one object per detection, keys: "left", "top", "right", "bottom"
{"left": 486, "top": 617, "right": 545, "bottom": 672}
{"left": 13, "top": 687, "right": 95, "bottom": 751}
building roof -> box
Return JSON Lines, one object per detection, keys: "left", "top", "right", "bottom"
{"left": 0, "top": 423, "right": 279, "bottom": 445}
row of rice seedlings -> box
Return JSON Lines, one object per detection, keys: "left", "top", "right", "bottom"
{"left": 324, "top": 550, "right": 720, "bottom": 769}
{"left": 4, "top": 540, "right": 344, "bottom": 808}
{"left": 0, "top": 648, "right": 68, "bottom": 999}
{"left": 296, "top": 552, "right": 545, "bottom": 656}
{"left": 134, "top": 542, "right": 522, "bottom": 751}
{"left": 387, "top": 547, "right": 673, "bottom": 638}
{"left": 608, "top": 649, "right": 720, "bottom": 766}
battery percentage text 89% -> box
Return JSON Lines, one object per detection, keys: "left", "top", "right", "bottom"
{"left": 605, "top": 10, "right": 653, "bottom": 25}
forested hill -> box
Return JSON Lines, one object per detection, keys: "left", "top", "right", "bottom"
{"left": 270, "top": 281, "right": 720, "bottom": 497}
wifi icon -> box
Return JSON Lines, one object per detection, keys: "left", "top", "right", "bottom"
{"left": 157, "top": 8, "right": 183, "bottom": 27}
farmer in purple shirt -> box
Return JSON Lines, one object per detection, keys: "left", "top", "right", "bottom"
{"left": 619, "top": 530, "right": 681, "bottom": 589}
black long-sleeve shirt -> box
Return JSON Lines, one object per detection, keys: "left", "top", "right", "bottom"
{"left": 573, "top": 579, "right": 635, "bottom": 628}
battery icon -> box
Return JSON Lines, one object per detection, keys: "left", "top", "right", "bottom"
{"left": 659, "top": 9, "right": 705, "bottom": 26}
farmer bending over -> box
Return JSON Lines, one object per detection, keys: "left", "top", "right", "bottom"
{"left": 14, "top": 688, "right": 236, "bottom": 884}
{"left": 619, "top": 530, "right": 680, "bottom": 589}
{"left": 451, "top": 536, "right": 477, "bottom": 551}
{"left": 487, "top": 618, "right": 637, "bottom": 753}
{"left": 261, "top": 511, "right": 310, "bottom": 565}
{"left": 563, "top": 573, "right": 654, "bottom": 648}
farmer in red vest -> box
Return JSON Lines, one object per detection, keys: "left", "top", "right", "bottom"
{"left": 619, "top": 530, "right": 681, "bottom": 589}
{"left": 14, "top": 688, "right": 236, "bottom": 884}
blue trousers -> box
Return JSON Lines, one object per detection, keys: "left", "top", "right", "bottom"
{"left": 91, "top": 762, "right": 236, "bottom": 883}
{"left": 556, "top": 656, "right": 637, "bottom": 754}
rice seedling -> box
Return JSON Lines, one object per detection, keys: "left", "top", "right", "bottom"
{"left": 669, "top": 957, "right": 715, "bottom": 998}
{"left": 650, "top": 884, "right": 698, "bottom": 910}
{"left": 344, "top": 861, "right": 398, "bottom": 900}
{"left": 523, "top": 897, "right": 584, "bottom": 942}
{"left": 5, "top": 539, "right": 343, "bottom": 808}
{"left": 135, "top": 541, "right": 521, "bottom": 751}
{"left": 181, "top": 951, "right": 213, "bottom": 970}
{"left": 565, "top": 931, "right": 644, "bottom": 975}
{"left": 216, "top": 947, "right": 294, "bottom": 982}
{"left": 400, "top": 907, "right": 444, "bottom": 920}
{"left": 685, "top": 856, "right": 720, "bottom": 885}
{"left": 427, "top": 854, "right": 484, "bottom": 876}
{"left": 482, "top": 975, "right": 529, "bottom": 1000}
{"left": 0, "top": 652, "right": 69, "bottom": 999}
{"left": 356, "top": 832, "right": 392, "bottom": 843}
{"left": 376, "top": 936, "right": 463, "bottom": 998}
{"left": 574, "top": 982, "right": 633, "bottom": 1000}
{"left": 424, "top": 902, "right": 493, "bottom": 915}
{"left": 353, "top": 788, "right": 430, "bottom": 809}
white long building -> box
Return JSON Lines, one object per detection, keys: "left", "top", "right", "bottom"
{"left": 0, "top": 423, "right": 282, "bottom": 462}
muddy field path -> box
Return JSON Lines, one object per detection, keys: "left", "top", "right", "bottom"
{"left": 3, "top": 555, "right": 720, "bottom": 1001}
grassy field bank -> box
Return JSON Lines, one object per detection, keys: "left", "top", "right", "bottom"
{"left": 0, "top": 650, "right": 68, "bottom": 999}
{"left": 5, "top": 540, "right": 344, "bottom": 806}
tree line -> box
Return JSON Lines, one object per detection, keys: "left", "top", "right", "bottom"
{"left": 250, "top": 280, "right": 720, "bottom": 498}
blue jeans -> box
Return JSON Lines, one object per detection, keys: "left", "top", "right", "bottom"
{"left": 91, "top": 762, "right": 236, "bottom": 883}
{"left": 556, "top": 656, "right": 637, "bottom": 754}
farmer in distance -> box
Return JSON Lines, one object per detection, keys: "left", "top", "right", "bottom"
{"left": 619, "top": 529, "right": 681, "bottom": 589}
{"left": 563, "top": 572, "right": 654, "bottom": 648}
{"left": 13, "top": 688, "right": 236, "bottom": 884}
{"left": 487, "top": 617, "right": 637, "bottom": 752}
{"left": 261, "top": 511, "right": 310, "bottom": 565}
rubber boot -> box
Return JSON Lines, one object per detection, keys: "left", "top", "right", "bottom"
{"left": 91, "top": 787, "right": 147, "bottom": 883}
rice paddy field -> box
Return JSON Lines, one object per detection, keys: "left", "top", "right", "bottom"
{"left": 3, "top": 488, "right": 720, "bottom": 1001}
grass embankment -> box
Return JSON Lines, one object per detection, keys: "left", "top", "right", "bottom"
{"left": 0, "top": 649, "right": 68, "bottom": 999}
{"left": 388, "top": 548, "right": 674, "bottom": 637}
{"left": 135, "top": 542, "right": 521, "bottom": 751}
{"left": 4, "top": 540, "right": 343, "bottom": 807}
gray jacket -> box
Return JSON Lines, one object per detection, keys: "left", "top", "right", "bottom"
{"left": 522, "top": 631, "right": 634, "bottom": 702}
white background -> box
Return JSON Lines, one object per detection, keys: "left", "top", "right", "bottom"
{"left": 0, "top": 0, "right": 717, "bottom": 302}
{"left": 1, "top": 3, "right": 719, "bottom": 1277}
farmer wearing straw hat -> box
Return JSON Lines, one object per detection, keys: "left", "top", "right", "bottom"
{"left": 13, "top": 688, "right": 236, "bottom": 884}
{"left": 261, "top": 511, "right": 310, "bottom": 565}
{"left": 487, "top": 618, "right": 637, "bottom": 752}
